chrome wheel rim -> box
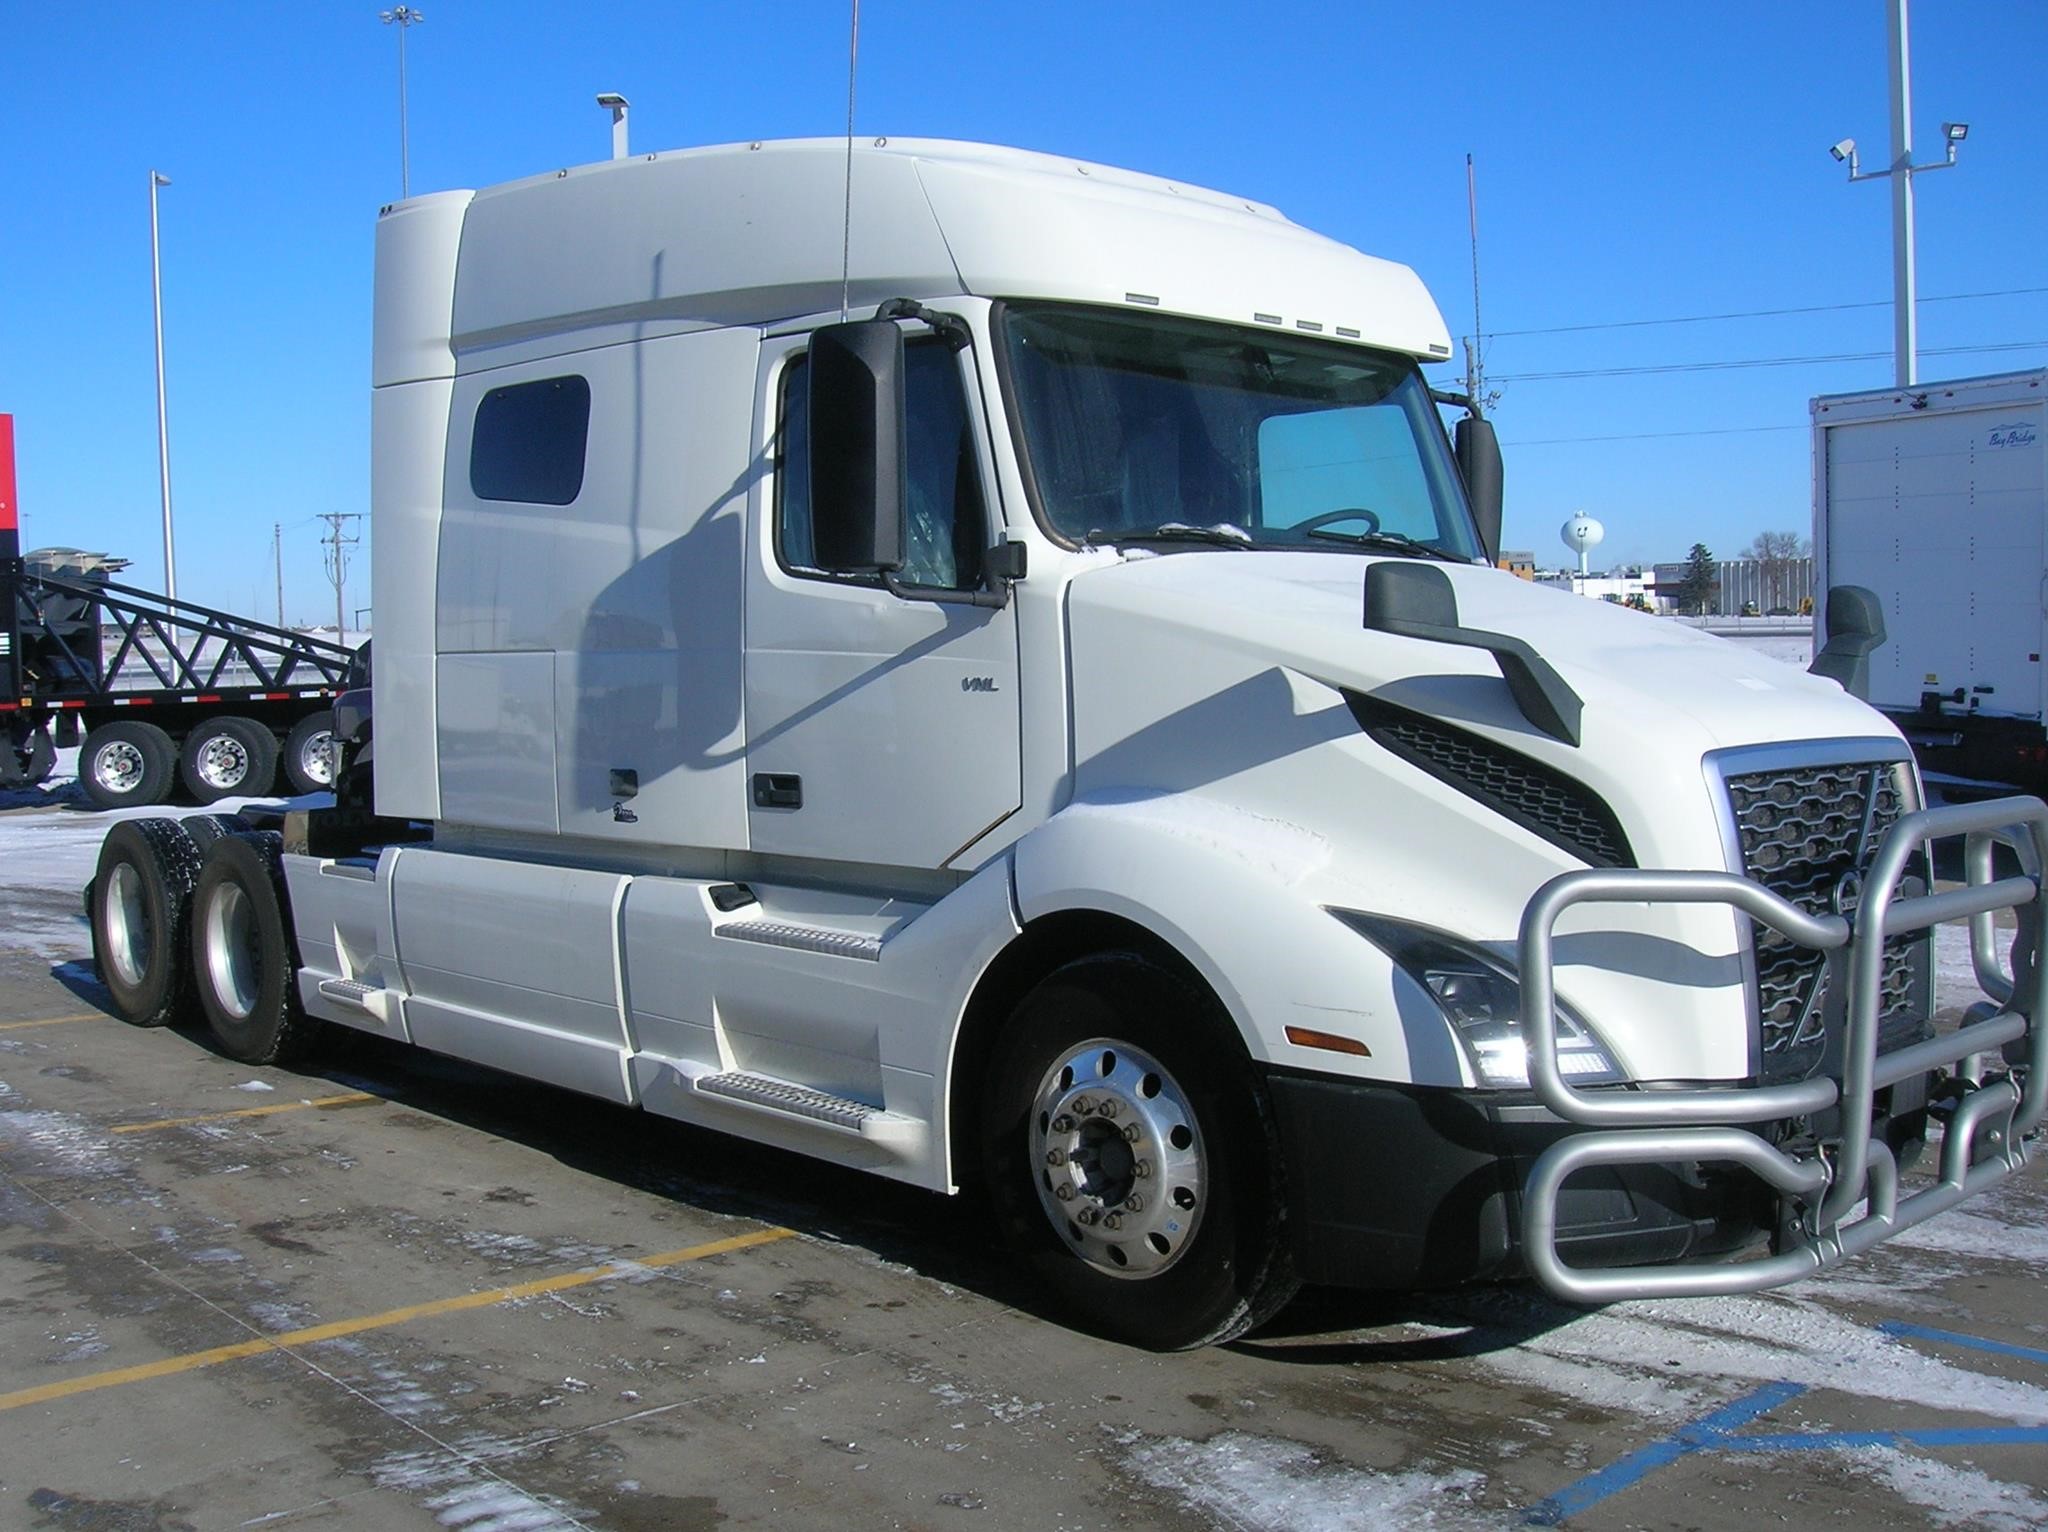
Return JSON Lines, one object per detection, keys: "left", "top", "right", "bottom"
{"left": 93, "top": 741, "right": 146, "bottom": 795}
{"left": 300, "top": 730, "right": 336, "bottom": 787}
{"left": 203, "top": 882, "right": 260, "bottom": 1020}
{"left": 196, "top": 734, "right": 252, "bottom": 792}
{"left": 1030, "top": 1038, "right": 1205, "bottom": 1279}
{"left": 104, "top": 862, "right": 151, "bottom": 988}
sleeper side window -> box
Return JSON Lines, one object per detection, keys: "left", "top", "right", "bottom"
{"left": 470, "top": 375, "right": 591, "bottom": 506}
{"left": 776, "top": 340, "right": 987, "bottom": 589}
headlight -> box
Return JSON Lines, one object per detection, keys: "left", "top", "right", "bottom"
{"left": 1331, "top": 911, "right": 1625, "bottom": 1089}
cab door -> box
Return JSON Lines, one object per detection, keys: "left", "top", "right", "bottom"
{"left": 743, "top": 332, "right": 1021, "bottom": 869}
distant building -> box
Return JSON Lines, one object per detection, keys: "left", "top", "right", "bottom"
{"left": 1651, "top": 556, "right": 1814, "bottom": 616}
{"left": 1497, "top": 549, "right": 1537, "bottom": 579}
{"left": 1532, "top": 569, "right": 1659, "bottom": 607}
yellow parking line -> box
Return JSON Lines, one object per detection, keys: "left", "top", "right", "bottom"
{"left": 0, "top": 1226, "right": 795, "bottom": 1414}
{"left": 113, "top": 1092, "right": 379, "bottom": 1134}
{"left": 0, "top": 1012, "right": 105, "bottom": 1032}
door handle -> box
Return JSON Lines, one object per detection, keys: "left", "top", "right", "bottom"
{"left": 752, "top": 773, "right": 803, "bottom": 809}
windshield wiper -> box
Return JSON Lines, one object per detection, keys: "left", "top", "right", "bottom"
{"left": 1301, "top": 527, "right": 1465, "bottom": 562}
{"left": 1085, "top": 522, "right": 1254, "bottom": 550}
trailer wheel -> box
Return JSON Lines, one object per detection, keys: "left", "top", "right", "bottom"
{"left": 282, "top": 711, "right": 337, "bottom": 795}
{"left": 90, "top": 817, "right": 205, "bottom": 1026}
{"left": 179, "top": 717, "right": 279, "bottom": 804}
{"left": 81, "top": 721, "right": 178, "bottom": 810}
{"left": 979, "top": 953, "right": 1298, "bottom": 1350}
{"left": 190, "top": 832, "right": 322, "bottom": 1064}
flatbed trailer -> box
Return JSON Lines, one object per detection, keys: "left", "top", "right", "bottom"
{"left": 1, "top": 417, "right": 354, "bottom": 806}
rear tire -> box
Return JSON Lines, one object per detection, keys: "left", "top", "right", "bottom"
{"left": 282, "top": 711, "right": 337, "bottom": 795}
{"left": 179, "top": 717, "right": 279, "bottom": 805}
{"left": 90, "top": 818, "right": 206, "bottom": 1026}
{"left": 190, "top": 832, "right": 322, "bottom": 1064}
{"left": 81, "top": 721, "right": 178, "bottom": 810}
{"left": 980, "top": 952, "right": 1299, "bottom": 1350}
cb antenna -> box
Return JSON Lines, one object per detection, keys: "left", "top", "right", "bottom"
{"left": 839, "top": 0, "right": 861, "bottom": 322}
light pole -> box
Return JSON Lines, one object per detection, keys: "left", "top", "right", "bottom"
{"left": 1830, "top": 0, "right": 1968, "bottom": 388}
{"left": 149, "top": 169, "right": 177, "bottom": 603}
{"left": 381, "top": 6, "right": 424, "bottom": 198}
{"left": 597, "top": 92, "right": 630, "bottom": 160}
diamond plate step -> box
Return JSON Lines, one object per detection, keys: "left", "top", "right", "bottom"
{"left": 694, "top": 1071, "right": 905, "bottom": 1134}
{"left": 712, "top": 921, "right": 883, "bottom": 961}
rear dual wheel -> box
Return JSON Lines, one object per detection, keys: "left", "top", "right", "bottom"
{"left": 190, "top": 832, "right": 321, "bottom": 1064}
{"left": 90, "top": 818, "right": 207, "bottom": 1026}
{"left": 980, "top": 953, "right": 1298, "bottom": 1351}
{"left": 81, "top": 721, "right": 177, "bottom": 810}
{"left": 180, "top": 717, "right": 279, "bottom": 804}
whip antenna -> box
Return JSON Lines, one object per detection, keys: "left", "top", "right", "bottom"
{"left": 839, "top": 0, "right": 861, "bottom": 322}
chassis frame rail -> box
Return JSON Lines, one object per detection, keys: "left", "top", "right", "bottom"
{"left": 1518, "top": 795, "right": 2047, "bottom": 1303}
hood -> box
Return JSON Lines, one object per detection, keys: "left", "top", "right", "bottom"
{"left": 1065, "top": 549, "right": 1891, "bottom": 760}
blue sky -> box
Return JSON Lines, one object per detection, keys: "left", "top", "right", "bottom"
{"left": 2, "top": 1, "right": 2042, "bottom": 621}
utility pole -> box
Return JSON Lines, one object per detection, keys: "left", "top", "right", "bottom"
{"left": 381, "top": 6, "right": 425, "bottom": 198}
{"left": 149, "top": 169, "right": 177, "bottom": 602}
{"left": 1464, "top": 153, "right": 1486, "bottom": 412}
{"left": 1830, "top": 0, "right": 1969, "bottom": 388}
{"left": 273, "top": 522, "right": 284, "bottom": 627}
{"left": 317, "top": 513, "right": 362, "bottom": 638}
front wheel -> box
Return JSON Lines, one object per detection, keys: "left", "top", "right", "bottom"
{"left": 980, "top": 953, "right": 1298, "bottom": 1350}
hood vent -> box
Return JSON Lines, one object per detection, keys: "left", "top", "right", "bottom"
{"left": 1346, "top": 692, "right": 1633, "bottom": 868}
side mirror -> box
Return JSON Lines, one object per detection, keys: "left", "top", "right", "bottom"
{"left": 1455, "top": 416, "right": 1503, "bottom": 565}
{"left": 808, "top": 320, "right": 906, "bottom": 573}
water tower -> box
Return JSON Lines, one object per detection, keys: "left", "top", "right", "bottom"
{"left": 1560, "top": 512, "right": 1605, "bottom": 578}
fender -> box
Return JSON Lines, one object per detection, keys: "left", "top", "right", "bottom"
{"left": 1007, "top": 793, "right": 1468, "bottom": 1089}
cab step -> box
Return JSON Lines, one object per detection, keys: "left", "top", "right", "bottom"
{"left": 314, "top": 976, "right": 399, "bottom": 1025}
{"left": 693, "top": 1070, "right": 915, "bottom": 1142}
{"left": 712, "top": 921, "right": 883, "bottom": 961}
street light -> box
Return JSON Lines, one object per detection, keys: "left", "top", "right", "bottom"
{"left": 149, "top": 169, "right": 176, "bottom": 603}
{"left": 596, "top": 92, "right": 630, "bottom": 160}
{"left": 380, "top": 6, "right": 424, "bottom": 198}
{"left": 1828, "top": 0, "right": 1969, "bottom": 387}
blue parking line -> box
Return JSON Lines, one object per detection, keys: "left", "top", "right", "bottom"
{"left": 1523, "top": 1320, "right": 2048, "bottom": 1524}
{"left": 1876, "top": 1321, "right": 2048, "bottom": 1369}
{"left": 1522, "top": 1382, "right": 1803, "bottom": 1527}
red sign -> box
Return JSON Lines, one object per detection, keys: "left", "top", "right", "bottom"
{"left": 0, "top": 414, "right": 15, "bottom": 531}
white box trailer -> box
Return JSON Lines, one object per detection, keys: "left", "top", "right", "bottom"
{"left": 1813, "top": 369, "right": 2048, "bottom": 791}
{"left": 87, "top": 139, "right": 2046, "bottom": 1349}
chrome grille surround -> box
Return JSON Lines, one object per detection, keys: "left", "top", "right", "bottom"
{"left": 1705, "top": 740, "right": 1930, "bottom": 1083}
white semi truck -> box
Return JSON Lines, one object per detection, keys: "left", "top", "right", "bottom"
{"left": 1813, "top": 368, "right": 2048, "bottom": 795}
{"left": 90, "top": 139, "right": 2044, "bottom": 1349}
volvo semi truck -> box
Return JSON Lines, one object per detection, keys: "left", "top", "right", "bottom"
{"left": 90, "top": 139, "right": 2043, "bottom": 1349}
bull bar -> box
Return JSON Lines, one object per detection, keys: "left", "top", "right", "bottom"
{"left": 1517, "top": 796, "right": 2047, "bottom": 1303}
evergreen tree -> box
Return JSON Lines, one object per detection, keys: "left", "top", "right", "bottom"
{"left": 1678, "top": 542, "right": 1717, "bottom": 615}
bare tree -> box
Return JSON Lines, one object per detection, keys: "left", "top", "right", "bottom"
{"left": 1746, "top": 530, "right": 1811, "bottom": 613}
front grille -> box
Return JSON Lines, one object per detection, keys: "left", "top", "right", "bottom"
{"left": 1724, "top": 760, "right": 1930, "bottom": 1081}
{"left": 1347, "top": 692, "right": 1633, "bottom": 867}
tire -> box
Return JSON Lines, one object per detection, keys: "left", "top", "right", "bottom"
{"left": 181, "top": 812, "right": 247, "bottom": 852}
{"left": 89, "top": 817, "right": 206, "bottom": 1027}
{"left": 979, "top": 952, "right": 1299, "bottom": 1350}
{"left": 281, "top": 711, "right": 337, "bottom": 795}
{"left": 190, "top": 831, "right": 322, "bottom": 1065}
{"left": 178, "top": 717, "right": 279, "bottom": 805}
{"left": 80, "top": 720, "right": 178, "bottom": 810}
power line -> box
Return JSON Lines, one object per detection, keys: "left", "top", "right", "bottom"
{"left": 1492, "top": 339, "right": 2048, "bottom": 384}
{"left": 1478, "top": 285, "right": 2048, "bottom": 340}
{"left": 1504, "top": 423, "right": 1807, "bottom": 447}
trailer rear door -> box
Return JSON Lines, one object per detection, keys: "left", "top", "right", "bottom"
{"left": 1823, "top": 400, "right": 2046, "bottom": 721}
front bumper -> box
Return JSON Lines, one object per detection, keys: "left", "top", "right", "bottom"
{"left": 1270, "top": 796, "right": 2045, "bottom": 1300}
{"left": 1265, "top": 1073, "right": 1779, "bottom": 1289}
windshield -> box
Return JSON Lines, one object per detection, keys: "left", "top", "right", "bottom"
{"left": 999, "top": 304, "right": 1481, "bottom": 559}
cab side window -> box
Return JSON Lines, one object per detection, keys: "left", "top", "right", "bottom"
{"left": 777, "top": 340, "right": 986, "bottom": 589}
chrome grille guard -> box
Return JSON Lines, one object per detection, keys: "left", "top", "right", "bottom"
{"left": 1518, "top": 796, "right": 2047, "bottom": 1303}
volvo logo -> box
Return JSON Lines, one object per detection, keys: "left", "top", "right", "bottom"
{"left": 1830, "top": 869, "right": 1864, "bottom": 917}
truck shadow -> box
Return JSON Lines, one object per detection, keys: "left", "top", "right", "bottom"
{"left": 41, "top": 965, "right": 1588, "bottom": 1358}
